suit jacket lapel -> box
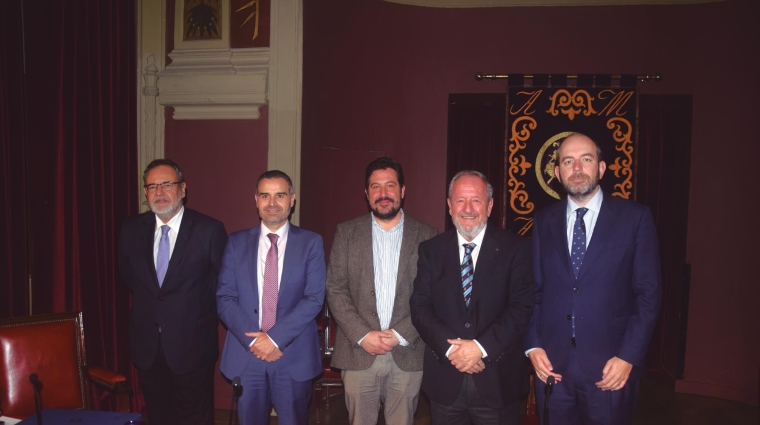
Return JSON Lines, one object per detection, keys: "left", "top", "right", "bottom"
{"left": 280, "top": 225, "right": 297, "bottom": 299}
{"left": 549, "top": 202, "right": 576, "bottom": 282}
{"left": 247, "top": 226, "right": 261, "bottom": 305}
{"left": 443, "top": 231, "right": 466, "bottom": 313}
{"left": 162, "top": 209, "right": 193, "bottom": 288}
{"left": 396, "top": 217, "right": 418, "bottom": 285}
{"left": 143, "top": 213, "right": 160, "bottom": 289}
{"left": 469, "top": 226, "right": 498, "bottom": 307}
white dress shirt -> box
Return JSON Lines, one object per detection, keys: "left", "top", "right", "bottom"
{"left": 446, "top": 224, "right": 488, "bottom": 359}
{"left": 152, "top": 206, "right": 184, "bottom": 265}
{"left": 565, "top": 188, "right": 603, "bottom": 251}
{"left": 248, "top": 221, "right": 289, "bottom": 348}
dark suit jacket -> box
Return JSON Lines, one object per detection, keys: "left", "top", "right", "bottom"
{"left": 524, "top": 191, "right": 661, "bottom": 382}
{"left": 326, "top": 214, "right": 437, "bottom": 372}
{"left": 118, "top": 208, "right": 228, "bottom": 374}
{"left": 410, "top": 226, "right": 535, "bottom": 408}
{"left": 217, "top": 223, "right": 326, "bottom": 382}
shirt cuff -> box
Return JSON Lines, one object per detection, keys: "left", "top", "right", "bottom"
{"left": 473, "top": 339, "right": 488, "bottom": 358}
{"left": 249, "top": 335, "right": 280, "bottom": 349}
{"left": 525, "top": 347, "right": 538, "bottom": 357}
{"left": 357, "top": 332, "right": 370, "bottom": 346}
{"left": 391, "top": 329, "right": 409, "bottom": 346}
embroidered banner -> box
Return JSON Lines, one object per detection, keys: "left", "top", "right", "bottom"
{"left": 504, "top": 82, "right": 637, "bottom": 235}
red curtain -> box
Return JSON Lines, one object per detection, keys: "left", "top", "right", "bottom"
{"left": 4, "top": 0, "right": 140, "bottom": 412}
{"left": 0, "top": 0, "right": 30, "bottom": 318}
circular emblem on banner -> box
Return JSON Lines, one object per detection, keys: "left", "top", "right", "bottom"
{"left": 536, "top": 131, "right": 574, "bottom": 200}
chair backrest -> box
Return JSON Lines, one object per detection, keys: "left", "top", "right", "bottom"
{"left": 0, "top": 311, "right": 90, "bottom": 419}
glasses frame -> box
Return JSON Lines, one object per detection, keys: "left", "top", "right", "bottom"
{"left": 143, "top": 181, "right": 182, "bottom": 192}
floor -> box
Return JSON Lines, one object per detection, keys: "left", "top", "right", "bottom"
{"left": 214, "top": 376, "right": 759, "bottom": 425}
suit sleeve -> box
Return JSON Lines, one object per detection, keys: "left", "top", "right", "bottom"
{"left": 617, "top": 208, "right": 661, "bottom": 368}
{"left": 325, "top": 223, "right": 374, "bottom": 344}
{"left": 523, "top": 219, "right": 544, "bottom": 351}
{"left": 267, "top": 234, "right": 326, "bottom": 350}
{"left": 476, "top": 237, "right": 535, "bottom": 360}
{"left": 217, "top": 235, "right": 258, "bottom": 348}
{"left": 410, "top": 240, "right": 460, "bottom": 361}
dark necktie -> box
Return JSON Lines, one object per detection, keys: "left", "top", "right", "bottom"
{"left": 461, "top": 243, "right": 476, "bottom": 307}
{"left": 571, "top": 208, "right": 588, "bottom": 279}
{"left": 156, "top": 225, "right": 170, "bottom": 287}
{"left": 571, "top": 207, "right": 588, "bottom": 342}
{"left": 261, "top": 233, "right": 279, "bottom": 333}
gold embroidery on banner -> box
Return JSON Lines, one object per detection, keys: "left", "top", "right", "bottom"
{"left": 606, "top": 117, "right": 633, "bottom": 199}
{"left": 535, "top": 132, "right": 574, "bottom": 200}
{"left": 509, "top": 90, "right": 543, "bottom": 116}
{"left": 508, "top": 117, "right": 536, "bottom": 215}
{"left": 597, "top": 90, "right": 635, "bottom": 117}
{"left": 514, "top": 217, "right": 534, "bottom": 236}
{"left": 546, "top": 90, "right": 597, "bottom": 121}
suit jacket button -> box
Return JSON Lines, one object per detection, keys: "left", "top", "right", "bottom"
{"left": 573, "top": 287, "right": 579, "bottom": 293}
{"left": 372, "top": 312, "right": 377, "bottom": 316}
{"left": 158, "top": 296, "right": 164, "bottom": 301}
{"left": 566, "top": 315, "right": 572, "bottom": 320}
{"left": 254, "top": 309, "right": 258, "bottom": 314}
{"left": 464, "top": 323, "right": 471, "bottom": 328}
{"left": 371, "top": 291, "right": 375, "bottom": 296}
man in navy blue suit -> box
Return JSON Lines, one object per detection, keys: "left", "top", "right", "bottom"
{"left": 524, "top": 133, "right": 661, "bottom": 425}
{"left": 217, "top": 170, "right": 325, "bottom": 424}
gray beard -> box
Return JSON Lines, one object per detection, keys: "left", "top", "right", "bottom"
{"left": 453, "top": 218, "right": 486, "bottom": 241}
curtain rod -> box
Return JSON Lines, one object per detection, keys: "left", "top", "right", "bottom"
{"left": 474, "top": 73, "right": 662, "bottom": 83}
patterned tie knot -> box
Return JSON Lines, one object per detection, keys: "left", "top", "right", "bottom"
{"left": 267, "top": 233, "right": 279, "bottom": 245}
{"left": 576, "top": 207, "right": 588, "bottom": 220}
{"left": 161, "top": 224, "right": 170, "bottom": 235}
{"left": 463, "top": 243, "right": 475, "bottom": 255}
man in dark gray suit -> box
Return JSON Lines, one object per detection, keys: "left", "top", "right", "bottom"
{"left": 326, "top": 157, "right": 438, "bottom": 425}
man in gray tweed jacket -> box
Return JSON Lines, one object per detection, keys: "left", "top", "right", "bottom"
{"left": 326, "top": 157, "right": 438, "bottom": 425}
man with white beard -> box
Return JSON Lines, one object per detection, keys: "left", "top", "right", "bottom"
{"left": 411, "top": 170, "right": 535, "bottom": 425}
{"left": 119, "top": 159, "right": 227, "bottom": 425}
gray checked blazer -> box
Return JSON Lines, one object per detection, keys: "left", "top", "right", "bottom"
{"left": 326, "top": 213, "right": 438, "bottom": 371}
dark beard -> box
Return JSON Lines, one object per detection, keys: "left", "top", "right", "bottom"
{"left": 371, "top": 204, "right": 401, "bottom": 221}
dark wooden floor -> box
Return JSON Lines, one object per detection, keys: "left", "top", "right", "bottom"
{"left": 214, "top": 376, "right": 759, "bottom": 425}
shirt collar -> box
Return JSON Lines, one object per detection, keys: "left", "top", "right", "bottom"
{"left": 155, "top": 206, "right": 184, "bottom": 231}
{"left": 566, "top": 187, "right": 603, "bottom": 217}
{"left": 261, "top": 220, "right": 289, "bottom": 241}
{"left": 370, "top": 209, "right": 405, "bottom": 232}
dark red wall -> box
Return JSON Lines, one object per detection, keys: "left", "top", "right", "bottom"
{"left": 164, "top": 107, "right": 268, "bottom": 408}
{"left": 301, "top": 0, "right": 760, "bottom": 404}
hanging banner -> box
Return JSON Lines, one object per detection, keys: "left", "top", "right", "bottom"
{"left": 505, "top": 85, "right": 637, "bottom": 235}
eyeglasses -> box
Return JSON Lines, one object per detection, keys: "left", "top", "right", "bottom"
{"left": 144, "top": 181, "right": 182, "bottom": 192}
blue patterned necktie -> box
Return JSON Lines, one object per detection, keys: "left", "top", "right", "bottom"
{"left": 461, "top": 243, "right": 476, "bottom": 307}
{"left": 156, "top": 225, "right": 171, "bottom": 287}
{"left": 571, "top": 208, "right": 588, "bottom": 279}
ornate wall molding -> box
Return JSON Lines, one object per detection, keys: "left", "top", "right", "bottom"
{"left": 384, "top": 0, "right": 723, "bottom": 6}
{"left": 268, "top": 0, "right": 303, "bottom": 225}
{"left": 137, "top": 0, "right": 167, "bottom": 212}
{"left": 158, "top": 47, "right": 270, "bottom": 120}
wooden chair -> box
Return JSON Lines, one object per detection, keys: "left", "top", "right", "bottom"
{"left": 0, "top": 311, "right": 131, "bottom": 419}
{"left": 312, "top": 305, "right": 343, "bottom": 423}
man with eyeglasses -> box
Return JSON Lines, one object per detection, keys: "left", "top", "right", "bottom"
{"left": 118, "top": 159, "right": 227, "bottom": 425}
